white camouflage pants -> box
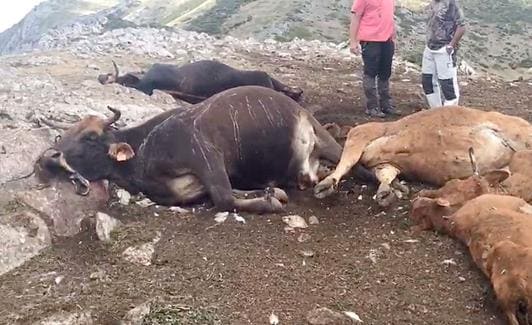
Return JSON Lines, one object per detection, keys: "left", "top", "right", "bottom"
{"left": 421, "top": 46, "right": 460, "bottom": 108}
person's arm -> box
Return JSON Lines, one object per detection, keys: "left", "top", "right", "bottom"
{"left": 447, "top": 4, "right": 466, "bottom": 53}
{"left": 350, "top": 12, "right": 363, "bottom": 54}
{"left": 349, "top": 0, "right": 365, "bottom": 54}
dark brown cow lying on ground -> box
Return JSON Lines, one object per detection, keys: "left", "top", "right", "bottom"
{"left": 411, "top": 149, "right": 532, "bottom": 232}
{"left": 411, "top": 194, "right": 532, "bottom": 325}
{"left": 313, "top": 106, "right": 532, "bottom": 206}
{"left": 98, "top": 60, "right": 303, "bottom": 104}
{"left": 35, "top": 86, "right": 374, "bottom": 214}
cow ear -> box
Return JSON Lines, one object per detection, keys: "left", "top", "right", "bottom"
{"left": 108, "top": 143, "right": 135, "bottom": 162}
{"left": 483, "top": 170, "right": 510, "bottom": 186}
{"left": 436, "top": 198, "right": 450, "bottom": 207}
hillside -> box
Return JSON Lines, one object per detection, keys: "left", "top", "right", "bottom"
{"left": 0, "top": 0, "right": 530, "bottom": 80}
{"left": 0, "top": 24, "right": 531, "bottom": 324}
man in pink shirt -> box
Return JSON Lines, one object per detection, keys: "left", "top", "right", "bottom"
{"left": 350, "top": 0, "right": 398, "bottom": 117}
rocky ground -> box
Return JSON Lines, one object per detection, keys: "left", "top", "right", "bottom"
{"left": 0, "top": 27, "right": 531, "bottom": 324}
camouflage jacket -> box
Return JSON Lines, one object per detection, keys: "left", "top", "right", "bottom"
{"left": 426, "top": 0, "right": 466, "bottom": 50}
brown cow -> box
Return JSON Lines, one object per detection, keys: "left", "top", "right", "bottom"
{"left": 410, "top": 194, "right": 532, "bottom": 325}
{"left": 313, "top": 106, "right": 532, "bottom": 206}
{"left": 412, "top": 149, "right": 532, "bottom": 231}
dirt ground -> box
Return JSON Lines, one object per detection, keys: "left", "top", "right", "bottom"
{"left": 0, "top": 51, "right": 531, "bottom": 325}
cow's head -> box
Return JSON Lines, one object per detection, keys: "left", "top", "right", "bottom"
{"left": 410, "top": 170, "right": 510, "bottom": 232}
{"left": 488, "top": 240, "right": 532, "bottom": 325}
{"left": 98, "top": 61, "right": 141, "bottom": 88}
{"left": 282, "top": 86, "right": 303, "bottom": 102}
{"left": 35, "top": 107, "right": 135, "bottom": 196}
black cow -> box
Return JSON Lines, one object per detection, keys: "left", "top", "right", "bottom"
{"left": 35, "top": 86, "right": 374, "bottom": 214}
{"left": 98, "top": 60, "right": 303, "bottom": 104}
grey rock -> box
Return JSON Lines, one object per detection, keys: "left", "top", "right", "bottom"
{"left": 122, "top": 301, "right": 152, "bottom": 325}
{"left": 16, "top": 181, "right": 108, "bottom": 237}
{"left": 95, "top": 212, "right": 122, "bottom": 242}
{"left": 0, "top": 211, "right": 51, "bottom": 276}
{"left": 306, "top": 307, "right": 350, "bottom": 325}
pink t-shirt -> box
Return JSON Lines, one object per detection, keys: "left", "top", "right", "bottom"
{"left": 352, "top": 0, "right": 395, "bottom": 42}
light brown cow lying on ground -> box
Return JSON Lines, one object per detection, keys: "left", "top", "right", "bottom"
{"left": 411, "top": 194, "right": 532, "bottom": 325}
{"left": 411, "top": 149, "right": 532, "bottom": 231}
{"left": 313, "top": 106, "right": 532, "bottom": 206}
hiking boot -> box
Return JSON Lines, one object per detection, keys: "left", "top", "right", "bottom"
{"left": 378, "top": 79, "right": 400, "bottom": 115}
{"left": 365, "top": 107, "right": 386, "bottom": 118}
{"left": 363, "top": 74, "right": 381, "bottom": 116}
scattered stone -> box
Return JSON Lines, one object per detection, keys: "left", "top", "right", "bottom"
{"left": 306, "top": 307, "right": 350, "bottom": 325}
{"left": 298, "top": 233, "right": 312, "bottom": 243}
{"left": 282, "top": 215, "right": 308, "bottom": 229}
{"left": 135, "top": 198, "right": 156, "bottom": 208}
{"left": 269, "top": 312, "right": 280, "bottom": 325}
{"left": 34, "top": 311, "right": 93, "bottom": 325}
{"left": 95, "top": 212, "right": 122, "bottom": 242}
{"left": 343, "top": 311, "right": 363, "bottom": 322}
{"left": 54, "top": 275, "right": 64, "bottom": 285}
{"left": 366, "top": 249, "right": 378, "bottom": 264}
{"left": 116, "top": 189, "right": 131, "bottom": 205}
{"left": 442, "top": 258, "right": 457, "bottom": 266}
{"left": 233, "top": 213, "right": 246, "bottom": 224}
{"left": 403, "top": 239, "right": 419, "bottom": 243}
{"left": 214, "top": 212, "right": 228, "bottom": 223}
{"left": 458, "top": 276, "right": 466, "bottom": 282}
{"left": 381, "top": 243, "right": 391, "bottom": 250}
{"left": 122, "top": 233, "right": 160, "bottom": 267}
{"left": 308, "top": 215, "right": 319, "bottom": 225}
{"left": 0, "top": 211, "right": 51, "bottom": 276}
{"left": 89, "top": 269, "right": 108, "bottom": 282}
{"left": 122, "top": 301, "right": 151, "bottom": 325}
{"left": 300, "top": 249, "right": 315, "bottom": 258}
{"left": 169, "top": 206, "right": 189, "bottom": 214}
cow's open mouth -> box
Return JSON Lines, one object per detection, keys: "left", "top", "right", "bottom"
{"left": 69, "top": 172, "right": 91, "bottom": 196}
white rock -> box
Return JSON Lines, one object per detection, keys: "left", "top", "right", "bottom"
{"left": 123, "top": 301, "right": 151, "bottom": 325}
{"left": 344, "top": 311, "right": 363, "bottom": 322}
{"left": 282, "top": 215, "right": 308, "bottom": 229}
{"left": 116, "top": 189, "right": 132, "bottom": 205}
{"left": 122, "top": 242, "right": 155, "bottom": 266}
{"left": 269, "top": 312, "right": 280, "bottom": 325}
{"left": 308, "top": 216, "right": 319, "bottom": 225}
{"left": 34, "top": 311, "right": 93, "bottom": 325}
{"left": 95, "top": 212, "right": 122, "bottom": 242}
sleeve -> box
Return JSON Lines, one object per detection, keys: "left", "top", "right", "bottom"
{"left": 454, "top": 1, "right": 466, "bottom": 26}
{"left": 351, "top": 0, "right": 366, "bottom": 15}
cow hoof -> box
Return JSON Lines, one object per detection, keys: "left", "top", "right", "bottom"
{"left": 392, "top": 179, "right": 410, "bottom": 196}
{"left": 264, "top": 187, "right": 289, "bottom": 204}
{"left": 375, "top": 190, "right": 396, "bottom": 207}
{"left": 313, "top": 178, "right": 336, "bottom": 199}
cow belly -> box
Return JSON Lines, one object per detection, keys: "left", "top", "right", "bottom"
{"left": 166, "top": 174, "right": 206, "bottom": 203}
{"left": 361, "top": 126, "right": 515, "bottom": 185}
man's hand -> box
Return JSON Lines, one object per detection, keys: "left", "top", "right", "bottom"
{"left": 446, "top": 44, "right": 454, "bottom": 55}
{"left": 350, "top": 43, "right": 361, "bottom": 55}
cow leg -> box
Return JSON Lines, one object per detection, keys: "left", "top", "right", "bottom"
{"left": 314, "top": 124, "right": 385, "bottom": 199}
{"left": 232, "top": 187, "right": 289, "bottom": 204}
{"left": 270, "top": 77, "right": 303, "bottom": 101}
{"left": 374, "top": 164, "right": 401, "bottom": 207}
{"left": 194, "top": 152, "right": 285, "bottom": 214}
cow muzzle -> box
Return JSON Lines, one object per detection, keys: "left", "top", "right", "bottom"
{"left": 37, "top": 149, "right": 91, "bottom": 196}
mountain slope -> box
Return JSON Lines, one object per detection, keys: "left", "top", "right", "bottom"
{"left": 0, "top": 0, "right": 530, "bottom": 79}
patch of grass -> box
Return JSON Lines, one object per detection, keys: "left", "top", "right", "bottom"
{"left": 184, "top": 0, "right": 259, "bottom": 35}
{"left": 142, "top": 305, "right": 220, "bottom": 325}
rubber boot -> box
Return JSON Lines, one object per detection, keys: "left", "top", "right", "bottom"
{"left": 363, "top": 74, "right": 385, "bottom": 118}
{"left": 378, "top": 79, "right": 399, "bottom": 115}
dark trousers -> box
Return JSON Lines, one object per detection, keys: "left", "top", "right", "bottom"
{"left": 360, "top": 40, "right": 395, "bottom": 112}
{"left": 361, "top": 39, "right": 395, "bottom": 80}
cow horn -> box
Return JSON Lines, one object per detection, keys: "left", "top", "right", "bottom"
{"left": 104, "top": 106, "right": 121, "bottom": 126}
{"left": 38, "top": 117, "right": 73, "bottom": 130}
{"left": 468, "top": 147, "right": 479, "bottom": 176}
{"left": 112, "top": 60, "right": 119, "bottom": 78}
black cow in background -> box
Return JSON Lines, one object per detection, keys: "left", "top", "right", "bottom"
{"left": 98, "top": 60, "right": 303, "bottom": 104}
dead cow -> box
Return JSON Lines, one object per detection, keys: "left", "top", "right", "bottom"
{"left": 35, "top": 86, "right": 374, "bottom": 214}
{"left": 410, "top": 193, "right": 532, "bottom": 325}
{"left": 411, "top": 149, "right": 532, "bottom": 231}
{"left": 98, "top": 60, "right": 303, "bottom": 103}
{"left": 313, "top": 106, "right": 532, "bottom": 206}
